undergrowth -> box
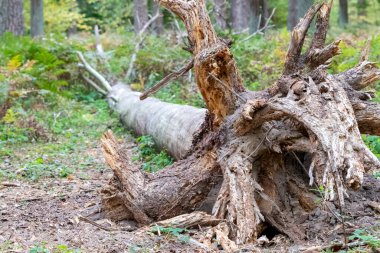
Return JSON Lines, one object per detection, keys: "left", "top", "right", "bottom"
{"left": 0, "top": 30, "right": 379, "bottom": 183}
{"left": 133, "top": 135, "right": 173, "bottom": 173}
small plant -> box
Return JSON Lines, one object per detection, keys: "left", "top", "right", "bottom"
{"left": 150, "top": 225, "right": 190, "bottom": 243}
{"left": 134, "top": 135, "right": 173, "bottom": 173}
{"left": 349, "top": 228, "right": 380, "bottom": 249}
{"left": 29, "top": 244, "right": 49, "bottom": 253}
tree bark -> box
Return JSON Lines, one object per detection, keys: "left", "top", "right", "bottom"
{"left": 31, "top": 0, "right": 44, "bottom": 37}
{"left": 80, "top": 1, "right": 380, "bottom": 249}
{"left": 133, "top": 0, "right": 148, "bottom": 33}
{"left": 339, "top": 0, "right": 349, "bottom": 27}
{"left": 0, "top": 0, "right": 24, "bottom": 36}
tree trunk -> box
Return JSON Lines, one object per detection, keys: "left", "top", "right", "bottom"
{"left": 231, "top": 0, "right": 251, "bottom": 33}
{"left": 287, "top": 0, "right": 313, "bottom": 30}
{"left": 133, "top": 0, "right": 148, "bottom": 33}
{"left": 214, "top": 0, "right": 228, "bottom": 30}
{"left": 287, "top": 0, "right": 298, "bottom": 30}
{"left": 31, "top": 0, "right": 44, "bottom": 37}
{"left": 339, "top": 0, "right": 349, "bottom": 27}
{"left": 152, "top": 1, "right": 164, "bottom": 35}
{"left": 0, "top": 0, "right": 24, "bottom": 36}
{"left": 80, "top": 1, "right": 380, "bottom": 250}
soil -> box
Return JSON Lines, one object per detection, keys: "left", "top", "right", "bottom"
{"left": 1, "top": 140, "right": 379, "bottom": 253}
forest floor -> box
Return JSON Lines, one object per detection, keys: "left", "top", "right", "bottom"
{"left": 1, "top": 94, "right": 379, "bottom": 253}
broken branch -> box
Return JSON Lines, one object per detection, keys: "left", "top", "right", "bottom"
{"left": 140, "top": 59, "right": 194, "bottom": 100}
{"left": 77, "top": 52, "right": 112, "bottom": 92}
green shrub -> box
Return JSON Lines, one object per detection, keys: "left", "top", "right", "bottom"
{"left": 134, "top": 135, "right": 173, "bottom": 173}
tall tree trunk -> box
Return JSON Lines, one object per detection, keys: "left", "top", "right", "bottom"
{"left": 0, "top": 0, "right": 24, "bottom": 36}
{"left": 214, "top": 0, "right": 228, "bottom": 30}
{"left": 287, "top": 0, "right": 313, "bottom": 30}
{"left": 80, "top": 1, "right": 380, "bottom": 250}
{"left": 231, "top": 0, "right": 251, "bottom": 33}
{"left": 339, "top": 0, "right": 349, "bottom": 27}
{"left": 287, "top": 0, "right": 298, "bottom": 30}
{"left": 31, "top": 0, "right": 44, "bottom": 37}
{"left": 249, "top": 0, "right": 261, "bottom": 33}
{"left": 152, "top": 1, "right": 164, "bottom": 35}
{"left": 249, "top": 0, "right": 269, "bottom": 33}
{"left": 133, "top": 0, "right": 148, "bottom": 33}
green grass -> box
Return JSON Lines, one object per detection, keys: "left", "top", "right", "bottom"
{"left": 0, "top": 90, "right": 126, "bottom": 181}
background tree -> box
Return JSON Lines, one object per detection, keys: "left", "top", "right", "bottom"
{"left": 134, "top": 0, "right": 148, "bottom": 33}
{"left": 249, "top": 0, "right": 269, "bottom": 33}
{"left": 214, "top": 0, "right": 228, "bottom": 30}
{"left": 287, "top": 0, "right": 313, "bottom": 30}
{"left": 339, "top": 0, "right": 349, "bottom": 27}
{"left": 151, "top": 0, "right": 164, "bottom": 35}
{"left": 0, "top": 0, "right": 24, "bottom": 36}
{"left": 31, "top": 0, "right": 44, "bottom": 37}
{"left": 231, "top": 0, "right": 251, "bottom": 32}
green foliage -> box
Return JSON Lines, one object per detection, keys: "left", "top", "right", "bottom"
{"left": 29, "top": 244, "right": 49, "bottom": 253}
{"left": 134, "top": 135, "right": 173, "bottom": 173}
{"left": 24, "top": 0, "right": 88, "bottom": 34}
{"left": 78, "top": 0, "right": 134, "bottom": 32}
{"left": 29, "top": 244, "right": 81, "bottom": 253}
{"left": 0, "top": 32, "right": 84, "bottom": 95}
{"left": 349, "top": 228, "right": 380, "bottom": 249}
{"left": 150, "top": 225, "right": 190, "bottom": 243}
{"left": 0, "top": 87, "right": 124, "bottom": 181}
{"left": 330, "top": 35, "right": 380, "bottom": 74}
{"left": 363, "top": 135, "right": 380, "bottom": 159}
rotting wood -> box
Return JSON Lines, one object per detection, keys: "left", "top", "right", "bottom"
{"left": 78, "top": 0, "right": 380, "bottom": 249}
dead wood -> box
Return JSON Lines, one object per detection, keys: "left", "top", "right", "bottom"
{"left": 77, "top": 0, "right": 380, "bottom": 249}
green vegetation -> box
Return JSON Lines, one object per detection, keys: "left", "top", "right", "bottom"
{"left": 133, "top": 135, "right": 173, "bottom": 173}
{"left": 323, "top": 226, "right": 380, "bottom": 253}
{"left": 150, "top": 225, "right": 190, "bottom": 244}
{"left": 29, "top": 243, "right": 81, "bottom": 253}
{"left": 1, "top": 27, "right": 379, "bottom": 183}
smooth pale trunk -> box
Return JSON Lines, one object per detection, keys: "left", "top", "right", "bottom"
{"left": 107, "top": 84, "right": 207, "bottom": 159}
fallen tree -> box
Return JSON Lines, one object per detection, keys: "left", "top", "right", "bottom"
{"left": 79, "top": 0, "right": 380, "bottom": 250}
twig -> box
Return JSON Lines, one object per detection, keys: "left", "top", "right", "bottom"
{"left": 78, "top": 216, "right": 114, "bottom": 232}
{"left": 208, "top": 73, "right": 246, "bottom": 102}
{"left": 0, "top": 182, "right": 20, "bottom": 187}
{"left": 140, "top": 60, "right": 194, "bottom": 100}
{"left": 240, "top": 8, "right": 276, "bottom": 43}
{"left": 301, "top": 241, "right": 367, "bottom": 253}
{"left": 126, "top": 11, "right": 161, "bottom": 81}
{"left": 77, "top": 52, "right": 112, "bottom": 92}
{"left": 80, "top": 73, "right": 107, "bottom": 95}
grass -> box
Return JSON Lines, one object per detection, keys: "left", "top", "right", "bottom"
{"left": 0, "top": 90, "right": 127, "bottom": 182}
